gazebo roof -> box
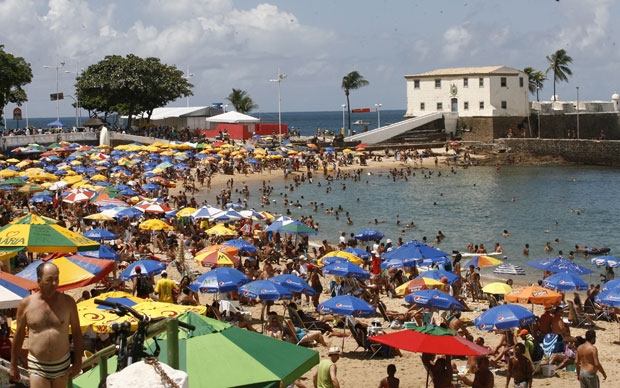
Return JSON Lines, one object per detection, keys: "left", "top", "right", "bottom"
{"left": 206, "top": 111, "right": 260, "bottom": 124}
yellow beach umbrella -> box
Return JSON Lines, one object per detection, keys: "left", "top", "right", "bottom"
{"left": 205, "top": 224, "right": 237, "bottom": 236}
{"left": 83, "top": 213, "right": 116, "bottom": 221}
{"left": 176, "top": 207, "right": 197, "bottom": 218}
{"left": 0, "top": 169, "right": 18, "bottom": 178}
{"left": 139, "top": 219, "right": 172, "bottom": 231}
{"left": 318, "top": 251, "right": 363, "bottom": 266}
{"left": 90, "top": 174, "right": 108, "bottom": 181}
{"left": 77, "top": 304, "right": 139, "bottom": 334}
{"left": 132, "top": 301, "right": 206, "bottom": 317}
{"left": 481, "top": 282, "right": 513, "bottom": 295}
{"left": 63, "top": 175, "right": 83, "bottom": 185}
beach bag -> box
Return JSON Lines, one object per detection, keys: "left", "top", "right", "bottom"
{"left": 531, "top": 340, "right": 544, "bottom": 362}
{"left": 137, "top": 275, "right": 153, "bottom": 295}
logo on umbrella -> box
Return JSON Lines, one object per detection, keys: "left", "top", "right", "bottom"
{"left": 497, "top": 316, "right": 505, "bottom": 322}
{"left": 414, "top": 296, "right": 421, "bottom": 302}
{"left": 260, "top": 289, "right": 268, "bottom": 294}
{"left": 286, "top": 279, "right": 293, "bottom": 284}
{"left": 335, "top": 303, "right": 343, "bottom": 307}
{"left": 219, "top": 281, "right": 225, "bottom": 285}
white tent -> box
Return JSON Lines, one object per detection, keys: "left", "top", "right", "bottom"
{"left": 205, "top": 111, "right": 260, "bottom": 124}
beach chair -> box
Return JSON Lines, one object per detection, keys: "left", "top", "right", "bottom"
{"left": 286, "top": 304, "right": 321, "bottom": 332}
{"left": 584, "top": 299, "right": 613, "bottom": 321}
{"left": 219, "top": 299, "right": 252, "bottom": 320}
{"left": 346, "top": 316, "right": 383, "bottom": 358}
{"left": 376, "top": 300, "right": 392, "bottom": 325}
{"left": 566, "top": 301, "right": 593, "bottom": 328}
{"left": 284, "top": 319, "right": 315, "bottom": 346}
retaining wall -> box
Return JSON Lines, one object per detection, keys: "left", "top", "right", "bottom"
{"left": 500, "top": 138, "right": 620, "bottom": 166}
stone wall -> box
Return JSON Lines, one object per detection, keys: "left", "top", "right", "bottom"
{"left": 500, "top": 138, "right": 620, "bottom": 166}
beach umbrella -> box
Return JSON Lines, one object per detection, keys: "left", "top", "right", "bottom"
{"left": 191, "top": 205, "right": 224, "bottom": 220}
{"left": 417, "top": 269, "right": 459, "bottom": 285}
{"left": 542, "top": 273, "right": 588, "bottom": 291}
{"left": 138, "top": 219, "right": 173, "bottom": 231}
{"left": 132, "top": 300, "right": 206, "bottom": 317}
{"left": 29, "top": 195, "right": 53, "bottom": 203}
{"left": 318, "top": 295, "right": 375, "bottom": 317}
{"left": 481, "top": 282, "right": 513, "bottom": 295}
{"left": 211, "top": 209, "right": 245, "bottom": 222}
{"left": 396, "top": 277, "right": 444, "bottom": 296}
{"left": 114, "top": 207, "right": 143, "bottom": 219}
{"left": 222, "top": 238, "right": 258, "bottom": 254}
{"left": 602, "top": 279, "right": 620, "bottom": 292}
{"left": 0, "top": 272, "right": 38, "bottom": 309}
{"left": 118, "top": 260, "right": 166, "bottom": 281}
{"left": 176, "top": 207, "right": 197, "bottom": 218}
{"left": 595, "top": 288, "right": 620, "bottom": 307}
{"left": 504, "top": 285, "right": 563, "bottom": 305}
{"left": 190, "top": 267, "right": 249, "bottom": 293}
{"left": 380, "top": 258, "right": 409, "bottom": 270}
{"left": 205, "top": 224, "right": 237, "bottom": 236}
{"left": 62, "top": 188, "right": 97, "bottom": 203}
{"left": 276, "top": 220, "right": 317, "bottom": 235}
{"left": 269, "top": 274, "right": 316, "bottom": 296}
{"left": 319, "top": 251, "right": 363, "bottom": 266}
{"left": 83, "top": 213, "right": 115, "bottom": 221}
{"left": 239, "top": 280, "right": 293, "bottom": 301}
{"left": 354, "top": 229, "right": 384, "bottom": 241}
{"left": 370, "top": 325, "right": 492, "bottom": 357}
{"left": 195, "top": 244, "right": 239, "bottom": 257}
{"left": 463, "top": 255, "right": 503, "bottom": 268}
{"left": 591, "top": 255, "right": 620, "bottom": 268}
{"left": 195, "top": 250, "right": 238, "bottom": 268}
{"left": 17, "top": 255, "right": 114, "bottom": 292}
{"left": 82, "top": 228, "right": 119, "bottom": 241}
{"left": 134, "top": 201, "right": 172, "bottom": 214}
{"left": 81, "top": 244, "right": 121, "bottom": 261}
{"left": 322, "top": 261, "right": 370, "bottom": 279}
{"left": 238, "top": 209, "right": 265, "bottom": 220}
{"left": 141, "top": 183, "right": 160, "bottom": 192}
{"left": 474, "top": 304, "right": 537, "bottom": 330}
{"left": 382, "top": 240, "right": 450, "bottom": 266}
{"left": 343, "top": 247, "right": 371, "bottom": 260}
{"left": 80, "top": 291, "right": 142, "bottom": 309}
{"left": 405, "top": 289, "right": 463, "bottom": 311}
{"left": 0, "top": 213, "right": 99, "bottom": 253}
{"left": 76, "top": 304, "right": 139, "bottom": 334}
{"left": 493, "top": 263, "right": 526, "bottom": 276}
{"left": 527, "top": 256, "right": 594, "bottom": 275}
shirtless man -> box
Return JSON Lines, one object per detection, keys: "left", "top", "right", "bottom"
{"left": 10, "top": 262, "right": 83, "bottom": 388}
{"left": 506, "top": 343, "right": 533, "bottom": 388}
{"left": 576, "top": 330, "right": 606, "bottom": 388}
{"left": 378, "top": 364, "right": 399, "bottom": 388}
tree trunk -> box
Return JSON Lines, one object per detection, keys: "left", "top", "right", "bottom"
{"left": 346, "top": 92, "right": 351, "bottom": 131}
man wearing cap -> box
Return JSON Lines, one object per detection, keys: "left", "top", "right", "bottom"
{"left": 155, "top": 271, "right": 178, "bottom": 304}
{"left": 314, "top": 347, "right": 341, "bottom": 388}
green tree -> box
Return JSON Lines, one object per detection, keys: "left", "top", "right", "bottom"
{"left": 225, "top": 88, "right": 258, "bottom": 113}
{"left": 546, "top": 49, "right": 573, "bottom": 101}
{"left": 74, "top": 54, "right": 192, "bottom": 127}
{"left": 0, "top": 45, "right": 33, "bottom": 122}
{"left": 341, "top": 71, "right": 369, "bottom": 132}
{"left": 523, "top": 67, "right": 547, "bottom": 101}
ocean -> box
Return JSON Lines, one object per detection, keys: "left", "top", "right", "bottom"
{"left": 13, "top": 111, "right": 618, "bottom": 285}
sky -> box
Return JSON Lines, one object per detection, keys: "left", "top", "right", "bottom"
{"left": 1, "top": 0, "right": 619, "bottom": 119}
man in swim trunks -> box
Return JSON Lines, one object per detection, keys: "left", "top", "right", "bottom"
{"left": 10, "top": 262, "right": 83, "bottom": 387}
{"left": 576, "top": 330, "right": 606, "bottom": 388}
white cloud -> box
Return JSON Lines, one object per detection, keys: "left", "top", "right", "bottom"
{"left": 442, "top": 25, "right": 472, "bottom": 60}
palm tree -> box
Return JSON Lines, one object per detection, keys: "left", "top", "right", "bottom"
{"left": 546, "top": 49, "right": 573, "bottom": 101}
{"left": 226, "top": 88, "right": 258, "bottom": 113}
{"left": 523, "top": 67, "right": 547, "bottom": 101}
{"left": 341, "top": 71, "right": 369, "bottom": 132}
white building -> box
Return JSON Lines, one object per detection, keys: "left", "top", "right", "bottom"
{"left": 404, "top": 66, "right": 530, "bottom": 118}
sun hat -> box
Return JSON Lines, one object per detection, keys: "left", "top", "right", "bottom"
{"left": 286, "top": 259, "right": 294, "bottom": 265}
{"left": 518, "top": 329, "right": 529, "bottom": 336}
{"left": 328, "top": 346, "right": 342, "bottom": 356}
{"left": 386, "top": 239, "right": 392, "bottom": 244}
{"left": 299, "top": 254, "right": 307, "bottom": 260}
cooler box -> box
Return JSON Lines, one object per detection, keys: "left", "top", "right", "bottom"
{"left": 404, "top": 322, "right": 419, "bottom": 330}
{"left": 542, "top": 364, "right": 556, "bottom": 377}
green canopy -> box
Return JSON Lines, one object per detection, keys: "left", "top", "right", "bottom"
{"left": 408, "top": 324, "right": 455, "bottom": 336}
{"left": 73, "top": 313, "right": 319, "bottom": 388}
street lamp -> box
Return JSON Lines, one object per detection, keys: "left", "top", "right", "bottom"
{"left": 576, "top": 86, "right": 580, "bottom": 139}
{"left": 269, "top": 69, "right": 287, "bottom": 144}
{"left": 342, "top": 104, "right": 347, "bottom": 136}
{"left": 536, "top": 86, "right": 541, "bottom": 138}
{"left": 65, "top": 68, "right": 83, "bottom": 126}
{"left": 375, "top": 103, "right": 382, "bottom": 129}
{"left": 182, "top": 66, "right": 194, "bottom": 107}
{"left": 43, "top": 60, "right": 65, "bottom": 121}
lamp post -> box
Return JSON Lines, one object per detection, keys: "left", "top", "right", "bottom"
{"left": 576, "top": 86, "right": 580, "bottom": 139}
{"left": 375, "top": 103, "right": 382, "bottom": 129}
{"left": 65, "top": 68, "right": 83, "bottom": 127}
{"left": 43, "top": 60, "right": 65, "bottom": 122}
{"left": 269, "top": 69, "right": 287, "bottom": 144}
{"left": 342, "top": 104, "right": 347, "bottom": 136}
{"left": 182, "top": 66, "right": 194, "bottom": 107}
{"left": 536, "top": 86, "right": 541, "bottom": 139}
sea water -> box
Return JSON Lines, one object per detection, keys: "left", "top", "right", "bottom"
{"left": 231, "top": 164, "right": 620, "bottom": 284}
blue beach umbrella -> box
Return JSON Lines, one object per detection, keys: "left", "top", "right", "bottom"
{"left": 191, "top": 205, "right": 224, "bottom": 220}
{"left": 595, "top": 288, "right": 620, "bottom": 307}
{"left": 269, "top": 274, "right": 315, "bottom": 296}
{"left": 222, "top": 239, "right": 258, "bottom": 254}
{"left": 542, "top": 272, "right": 588, "bottom": 291}
{"left": 354, "top": 229, "right": 384, "bottom": 242}
{"left": 602, "top": 278, "right": 620, "bottom": 292}
{"left": 29, "top": 195, "right": 53, "bottom": 203}
{"left": 417, "top": 269, "right": 459, "bottom": 285}
{"left": 190, "top": 267, "right": 249, "bottom": 294}
{"left": 383, "top": 240, "right": 450, "bottom": 266}
{"left": 83, "top": 228, "right": 119, "bottom": 241}
{"left": 118, "top": 260, "right": 166, "bottom": 281}
{"left": 343, "top": 247, "right": 371, "bottom": 260}
{"left": 527, "top": 256, "right": 594, "bottom": 275}
{"left": 380, "top": 258, "right": 408, "bottom": 270}
{"left": 142, "top": 183, "right": 160, "bottom": 192}
{"left": 81, "top": 245, "right": 121, "bottom": 261}
{"left": 405, "top": 289, "right": 463, "bottom": 311}
{"left": 322, "top": 261, "right": 370, "bottom": 279}
{"left": 591, "top": 255, "right": 620, "bottom": 268}
{"left": 474, "top": 304, "right": 537, "bottom": 330}
{"left": 115, "top": 207, "right": 143, "bottom": 219}
{"left": 239, "top": 280, "right": 293, "bottom": 301}
{"left": 318, "top": 295, "right": 375, "bottom": 317}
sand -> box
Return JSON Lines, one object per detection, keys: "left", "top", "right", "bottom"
{"left": 74, "top": 146, "right": 618, "bottom": 387}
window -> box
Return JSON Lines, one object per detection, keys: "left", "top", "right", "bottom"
{"left": 414, "top": 79, "right": 420, "bottom": 89}
{"left": 435, "top": 79, "right": 441, "bottom": 88}
{"left": 479, "top": 101, "right": 485, "bottom": 109}
{"left": 437, "top": 102, "right": 443, "bottom": 110}
{"left": 463, "top": 78, "right": 469, "bottom": 87}
{"left": 464, "top": 101, "right": 469, "bottom": 110}
{"left": 519, "top": 77, "right": 524, "bottom": 87}
{"left": 479, "top": 78, "right": 484, "bottom": 87}
{"left": 500, "top": 77, "right": 507, "bottom": 87}
{"left": 420, "top": 102, "right": 425, "bottom": 110}
{"left": 501, "top": 101, "right": 507, "bottom": 109}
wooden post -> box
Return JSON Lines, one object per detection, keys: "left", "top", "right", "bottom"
{"left": 167, "top": 319, "right": 179, "bottom": 369}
